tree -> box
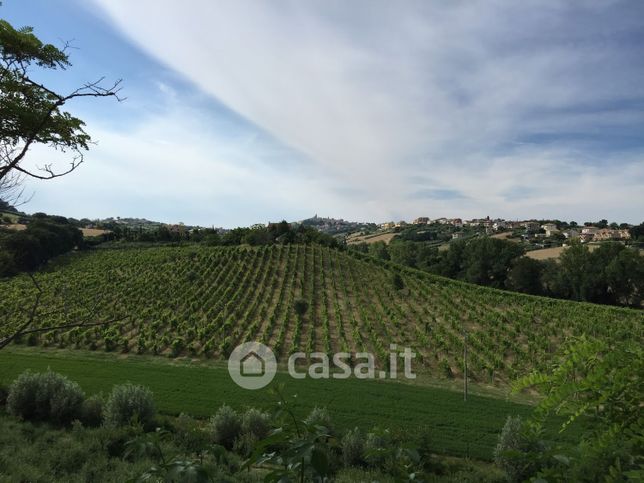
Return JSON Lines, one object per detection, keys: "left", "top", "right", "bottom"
{"left": 505, "top": 257, "right": 545, "bottom": 295}
{"left": 293, "top": 298, "right": 309, "bottom": 317}
{"left": 460, "top": 238, "right": 524, "bottom": 288}
{"left": 0, "top": 19, "right": 122, "bottom": 186}
{"left": 629, "top": 222, "right": 644, "bottom": 242}
{"left": 391, "top": 272, "right": 405, "bottom": 291}
{"left": 543, "top": 241, "right": 597, "bottom": 301}
{"left": 0, "top": 20, "right": 123, "bottom": 351}
{"left": 603, "top": 247, "right": 644, "bottom": 306}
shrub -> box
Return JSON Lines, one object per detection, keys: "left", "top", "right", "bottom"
{"left": 173, "top": 412, "right": 210, "bottom": 453}
{"left": 0, "top": 382, "right": 8, "bottom": 406}
{"left": 103, "top": 383, "right": 156, "bottom": 428}
{"left": 241, "top": 408, "right": 271, "bottom": 440}
{"left": 80, "top": 394, "right": 104, "bottom": 427}
{"left": 293, "top": 298, "right": 309, "bottom": 317}
{"left": 209, "top": 404, "right": 241, "bottom": 450}
{"left": 6, "top": 370, "right": 85, "bottom": 424}
{"left": 494, "top": 416, "right": 541, "bottom": 483}
{"left": 234, "top": 408, "right": 272, "bottom": 456}
{"left": 304, "top": 406, "right": 334, "bottom": 434}
{"left": 364, "top": 429, "right": 392, "bottom": 469}
{"left": 341, "top": 427, "right": 366, "bottom": 467}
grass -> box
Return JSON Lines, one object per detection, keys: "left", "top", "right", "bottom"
{"left": 0, "top": 346, "right": 581, "bottom": 461}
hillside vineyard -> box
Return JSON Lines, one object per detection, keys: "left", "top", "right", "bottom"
{"left": 1, "top": 245, "right": 642, "bottom": 383}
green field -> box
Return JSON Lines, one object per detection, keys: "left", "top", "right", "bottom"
{"left": 1, "top": 245, "right": 641, "bottom": 384}
{"left": 0, "top": 346, "right": 583, "bottom": 461}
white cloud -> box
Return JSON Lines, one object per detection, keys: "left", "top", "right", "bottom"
{"left": 47, "top": 0, "right": 644, "bottom": 224}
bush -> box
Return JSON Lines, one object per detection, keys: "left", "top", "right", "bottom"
{"left": 103, "top": 383, "right": 156, "bottom": 428}
{"left": 304, "top": 406, "right": 334, "bottom": 434}
{"left": 172, "top": 412, "right": 210, "bottom": 453}
{"left": 241, "top": 408, "right": 271, "bottom": 440}
{"left": 209, "top": 404, "right": 241, "bottom": 450}
{"left": 494, "top": 416, "right": 541, "bottom": 483}
{"left": 293, "top": 298, "right": 309, "bottom": 317}
{"left": 233, "top": 408, "right": 272, "bottom": 456}
{"left": 0, "top": 382, "right": 8, "bottom": 406}
{"left": 341, "top": 427, "right": 366, "bottom": 467}
{"left": 364, "top": 429, "right": 392, "bottom": 469}
{"left": 6, "top": 370, "right": 85, "bottom": 424}
{"left": 80, "top": 394, "right": 104, "bottom": 427}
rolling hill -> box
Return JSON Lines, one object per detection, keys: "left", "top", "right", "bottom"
{"left": 1, "top": 244, "right": 642, "bottom": 383}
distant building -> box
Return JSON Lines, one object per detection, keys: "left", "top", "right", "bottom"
{"left": 380, "top": 222, "right": 396, "bottom": 230}
{"left": 593, "top": 229, "right": 631, "bottom": 241}
{"left": 581, "top": 226, "right": 599, "bottom": 235}
{"left": 522, "top": 221, "right": 540, "bottom": 232}
{"left": 413, "top": 217, "right": 429, "bottom": 225}
{"left": 562, "top": 229, "right": 579, "bottom": 239}
{"left": 452, "top": 232, "right": 465, "bottom": 240}
{"left": 541, "top": 223, "right": 560, "bottom": 237}
{"left": 451, "top": 218, "right": 463, "bottom": 228}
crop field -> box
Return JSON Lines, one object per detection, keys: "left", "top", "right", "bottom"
{"left": 0, "top": 347, "right": 584, "bottom": 460}
{"left": 1, "top": 245, "right": 641, "bottom": 384}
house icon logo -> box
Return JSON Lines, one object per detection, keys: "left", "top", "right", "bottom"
{"left": 228, "top": 341, "right": 276, "bottom": 390}
{"left": 240, "top": 351, "right": 265, "bottom": 376}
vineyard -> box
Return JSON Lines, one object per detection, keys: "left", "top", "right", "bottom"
{"left": 1, "top": 244, "right": 642, "bottom": 383}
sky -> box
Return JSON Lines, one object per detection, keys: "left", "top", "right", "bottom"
{"left": 2, "top": 0, "right": 644, "bottom": 227}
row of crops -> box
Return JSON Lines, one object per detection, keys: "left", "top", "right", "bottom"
{"left": 0, "top": 244, "right": 641, "bottom": 382}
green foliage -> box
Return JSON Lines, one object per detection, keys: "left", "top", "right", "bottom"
{"left": 0, "top": 20, "right": 90, "bottom": 150}
{"left": 6, "top": 369, "right": 84, "bottom": 424}
{"left": 293, "top": 297, "right": 309, "bottom": 317}
{"left": 0, "top": 213, "right": 83, "bottom": 275}
{"left": 543, "top": 241, "right": 644, "bottom": 306}
{"left": 173, "top": 412, "right": 210, "bottom": 454}
{"left": 241, "top": 407, "right": 271, "bottom": 440}
{"left": 209, "top": 404, "right": 242, "bottom": 450}
{"left": 80, "top": 393, "right": 104, "bottom": 427}
{"left": 0, "top": 381, "right": 9, "bottom": 406}
{"left": 0, "top": 415, "right": 153, "bottom": 482}
{"left": 0, "top": 19, "right": 120, "bottom": 187}
{"left": 341, "top": 427, "right": 366, "bottom": 467}
{"left": 511, "top": 336, "right": 644, "bottom": 480}
{"left": 494, "top": 416, "right": 542, "bottom": 483}
{"left": 247, "top": 387, "right": 339, "bottom": 482}
{"left": 363, "top": 428, "right": 427, "bottom": 479}
{"left": 103, "top": 383, "right": 156, "bottom": 428}
{"left": 391, "top": 272, "right": 405, "bottom": 290}
{"left": 505, "top": 257, "right": 545, "bottom": 295}
{"left": 304, "top": 406, "right": 334, "bottom": 434}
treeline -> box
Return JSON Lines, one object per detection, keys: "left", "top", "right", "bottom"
{"left": 0, "top": 214, "right": 83, "bottom": 276}
{"left": 105, "top": 220, "right": 342, "bottom": 248}
{"left": 351, "top": 238, "right": 643, "bottom": 307}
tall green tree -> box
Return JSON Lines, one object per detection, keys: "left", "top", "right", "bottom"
{"left": 505, "top": 256, "right": 545, "bottom": 295}
{"left": 0, "top": 19, "right": 121, "bottom": 187}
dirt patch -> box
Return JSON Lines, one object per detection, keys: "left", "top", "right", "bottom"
{"left": 525, "top": 246, "right": 566, "bottom": 260}
{"left": 4, "top": 223, "right": 26, "bottom": 231}
{"left": 81, "top": 228, "right": 111, "bottom": 237}
{"left": 347, "top": 231, "right": 397, "bottom": 245}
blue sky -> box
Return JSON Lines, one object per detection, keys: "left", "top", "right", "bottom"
{"left": 2, "top": 0, "right": 643, "bottom": 226}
